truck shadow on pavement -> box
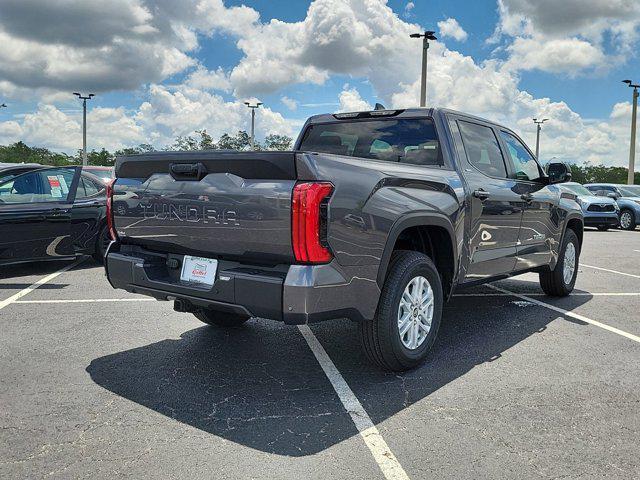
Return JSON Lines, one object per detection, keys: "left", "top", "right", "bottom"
{"left": 87, "top": 282, "right": 592, "bottom": 457}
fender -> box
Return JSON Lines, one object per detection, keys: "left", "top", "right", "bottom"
{"left": 553, "top": 212, "right": 584, "bottom": 270}
{"left": 376, "top": 212, "right": 458, "bottom": 288}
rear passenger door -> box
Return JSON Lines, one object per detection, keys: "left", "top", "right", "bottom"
{"left": 451, "top": 118, "right": 523, "bottom": 280}
{"left": 498, "top": 130, "right": 556, "bottom": 269}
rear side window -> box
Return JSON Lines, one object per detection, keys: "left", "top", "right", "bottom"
{"left": 458, "top": 121, "right": 507, "bottom": 178}
{"left": 299, "top": 118, "right": 442, "bottom": 166}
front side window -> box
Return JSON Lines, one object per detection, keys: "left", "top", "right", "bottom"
{"left": 458, "top": 121, "right": 507, "bottom": 178}
{"left": 299, "top": 118, "right": 442, "bottom": 166}
{"left": 0, "top": 168, "right": 75, "bottom": 204}
{"left": 500, "top": 131, "right": 542, "bottom": 182}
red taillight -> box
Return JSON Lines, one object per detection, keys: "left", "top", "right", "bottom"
{"left": 105, "top": 180, "right": 117, "bottom": 241}
{"left": 292, "top": 182, "right": 333, "bottom": 263}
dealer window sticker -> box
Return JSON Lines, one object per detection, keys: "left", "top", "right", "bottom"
{"left": 57, "top": 175, "right": 69, "bottom": 194}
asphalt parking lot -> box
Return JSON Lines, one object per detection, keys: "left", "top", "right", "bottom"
{"left": 1, "top": 229, "right": 639, "bottom": 479}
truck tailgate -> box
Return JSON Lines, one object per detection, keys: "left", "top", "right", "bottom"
{"left": 113, "top": 151, "right": 297, "bottom": 263}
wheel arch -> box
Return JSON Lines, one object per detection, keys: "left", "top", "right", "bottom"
{"left": 377, "top": 213, "right": 457, "bottom": 298}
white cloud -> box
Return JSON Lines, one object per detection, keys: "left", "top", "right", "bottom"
{"left": 404, "top": 2, "right": 415, "bottom": 18}
{"left": 0, "top": 83, "right": 293, "bottom": 152}
{"left": 281, "top": 96, "right": 299, "bottom": 111}
{"left": 504, "top": 37, "right": 606, "bottom": 74}
{"left": 184, "top": 66, "right": 231, "bottom": 92}
{"left": 337, "top": 85, "right": 372, "bottom": 112}
{"left": 438, "top": 18, "right": 468, "bottom": 42}
{"left": 0, "top": 0, "right": 261, "bottom": 99}
{"left": 494, "top": 0, "right": 640, "bottom": 74}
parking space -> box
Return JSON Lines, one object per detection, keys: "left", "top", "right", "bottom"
{"left": 1, "top": 230, "right": 639, "bottom": 479}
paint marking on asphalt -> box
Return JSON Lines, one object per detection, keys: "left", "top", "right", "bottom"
{"left": 453, "top": 292, "right": 640, "bottom": 297}
{"left": 487, "top": 284, "right": 640, "bottom": 344}
{"left": 298, "top": 325, "right": 410, "bottom": 480}
{"left": 0, "top": 258, "right": 85, "bottom": 312}
{"left": 14, "top": 298, "right": 155, "bottom": 304}
{"left": 581, "top": 264, "right": 640, "bottom": 280}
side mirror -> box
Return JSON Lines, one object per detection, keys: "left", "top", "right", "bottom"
{"left": 607, "top": 192, "right": 620, "bottom": 199}
{"left": 546, "top": 162, "right": 572, "bottom": 184}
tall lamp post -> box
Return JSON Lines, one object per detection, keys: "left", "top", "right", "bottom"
{"left": 73, "top": 92, "right": 94, "bottom": 165}
{"left": 410, "top": 31, "right": 437, "bottom": 107}
{"left": 623, "top": 80, "right": 639, "bottom": 185}
{"left": 533, "top": 118, "right": 548, "bottom": 160}
{"left": 244, "top": 101, "right": 262, "bottom": 150}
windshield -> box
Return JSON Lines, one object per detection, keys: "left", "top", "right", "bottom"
{"left": 299, "top": 118, "right": 441, "bottom": 166}
{"left": 618, "top": 185, "right": 640, "bottom": 197}
{"left": 561, "top": 184, "right": 591, "bottom": 196}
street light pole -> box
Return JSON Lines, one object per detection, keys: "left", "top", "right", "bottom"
{"left": 623, "top": 80, "right": 639, "bottom": 185}
{"left": 73, "top": 93, "right": 94, "bottom": 165}
{"left": 533, "top": 118, "right": 548, "bottom": 160}
{"left": 410, "top": 31, "right": 437, "bottom": 107}
{"left": 244, "top": 101, "right": 262, "bottom": 150}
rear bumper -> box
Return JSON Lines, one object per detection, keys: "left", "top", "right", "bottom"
{"left": 105, "top": 244, "right": 379, "bottom": 324}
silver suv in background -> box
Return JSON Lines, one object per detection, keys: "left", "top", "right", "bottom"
{"left": 560, "top": 182, "right": 619, "bottom": 231}
{"left": 585, "top": 184, "right": 640, "bottom": 231}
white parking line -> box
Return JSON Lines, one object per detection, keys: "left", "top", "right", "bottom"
{"left": 0, "top": 258, "right": 85, "bottom": 311}
{"left": 298, "top": 325, "right": 410, "bottom": 480}
{"left": 487, "top": 284, "right": 640, "bottom": 344}
{"left": 581, "top": 264, "right": 640, "bottom": 279}
{"left": 453, "top": 292, "right": 640, "bottom": 297}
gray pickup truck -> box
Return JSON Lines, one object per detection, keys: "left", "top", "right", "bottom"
{"left": 105, "top": 108, "right": 582, "bottom": 371}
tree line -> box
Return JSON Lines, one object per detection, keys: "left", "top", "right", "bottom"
{"left": 0, "top": 130, "right": 293, "bottom": 167}
{"left": 1, "top": 132, "right": 639, "bottom": 184}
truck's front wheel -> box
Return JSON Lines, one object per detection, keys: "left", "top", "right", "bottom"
{"left": 539, "top": 229, "right": 579, "bottom": 297}
{"left": 194, "top": 309, "right": 250, "bottom": 328}
{"left": 360, "top": 250, "right": 443, "bottom": 371}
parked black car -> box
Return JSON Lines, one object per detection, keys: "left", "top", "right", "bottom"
{"left": 0, "top": 166, "right": 110, "bottom": 266}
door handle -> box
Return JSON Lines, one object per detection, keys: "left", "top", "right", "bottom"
{"left": 520, "top": 193, "right": 534, "bottom": 203}
{"left": 47, "top": 208, "right": 70, "bottom": 218}
{"left": 473, "top": 189, "right": 490, "bottom": 200}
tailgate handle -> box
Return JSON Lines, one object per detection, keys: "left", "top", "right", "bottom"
{"left": 170, "top": 163, "right": 207, "bottom": 181}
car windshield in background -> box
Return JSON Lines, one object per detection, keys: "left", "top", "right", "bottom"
{"left": 85, "top": 168, "right": 114, "bottom": 182}
{"left": 618, "top": 185, "right": 640, "bottom": 197}
{"left": 561, "top": 184, "right": 592, "bottom": 196}
{"left": 299, "top": 118, "right": 441, "bottom": 166}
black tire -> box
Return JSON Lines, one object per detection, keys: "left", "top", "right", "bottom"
{"left": 539, "top": 229, "right": 579, "bottom": 297}
{"left": 92, "top": 224, "right": 111, "bottom": 264}
{"left": 360, "top": 250, "right": 443, "bottom": 372}
{"left": 619, "top": 209, "right": 636, "bottom": 230}
{"left": 597, "top": 226, "right": 608, "bottom": 231}
{"left": 194, "top": 309, "right": 250, "bottom": 328}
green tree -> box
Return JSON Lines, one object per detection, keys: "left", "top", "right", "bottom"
{"left": 263, "top": 134, "right": 293, "bottom": 151}
{"left": 217, "top": 130, "right": 255, "bottom": 150}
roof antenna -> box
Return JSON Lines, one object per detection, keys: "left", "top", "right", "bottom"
{"left": 374, "top": 103, "right": 386, "bottom": 110}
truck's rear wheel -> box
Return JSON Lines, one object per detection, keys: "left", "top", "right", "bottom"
{"left": 539, "top": 229, "right": 579, "bottom": 297}
{"left": 194, "top": 309, "right": 250, "bottom": 328}
{"left": 360, "top": 250, "right": 443, "bottom": 371}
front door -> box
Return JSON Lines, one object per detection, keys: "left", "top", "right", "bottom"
{"left": 498, "top": 130, "right": 556, "bottom": 270}
{"left": 452, "top": 118, "right": 524, "bottom": 280}
{"left": 0, "top": 167, "right": 80, "bottom": 265}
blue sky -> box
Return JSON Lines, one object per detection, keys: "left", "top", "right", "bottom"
{"left": 0, "top": 0, "right": 639, "bottom": 168}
